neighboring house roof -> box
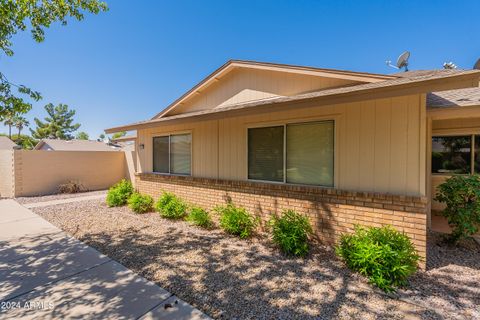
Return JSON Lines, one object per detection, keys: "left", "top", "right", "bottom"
{"left": 106, "top": 67, "right": 480, "bottom": 133}
{"left": 152, "top": 59, "right": 398, "bottom": 119}
{"left": 34, "top": 139, "right": 122, "bottom": 151}
{"left": 0, "top": 136, "right": 18, "bottom": 150}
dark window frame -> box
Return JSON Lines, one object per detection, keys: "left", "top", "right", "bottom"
{"left": 431, "top": 134, "right": 476, "bottom": 175}
{"left": 152, "top": 133, "right": 192, "bottom": 176}
{"left": 247, "top": 120, "right": 335, "bottom": 187}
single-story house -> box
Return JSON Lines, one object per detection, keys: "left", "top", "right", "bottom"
{"left": 106, "top": 60, "right": 480, "bottom": 265}
{"left": 0, "top": 136, "right": 20, "bottom": 150}
{"left": 34, "top": 139, "right": 123, "bottom": 151}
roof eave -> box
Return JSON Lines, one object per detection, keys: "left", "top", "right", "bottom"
{"left": 150, "top": 60, "right": 396, "bottom": 120}
{"left": 105, "top": 71, "right": 480, "bottom": 134}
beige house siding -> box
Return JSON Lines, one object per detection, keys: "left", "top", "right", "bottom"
{"left": 137, "top": 93, "right": 426, "bottom": 196}
{"left": 0, "top": 150, "right": 14, "bottom": 198}
{"left": 12, "top": 151, "right": 127, "bottom": 197}
{"left": 167, "top": 68, "right": 361, "bottom": 116}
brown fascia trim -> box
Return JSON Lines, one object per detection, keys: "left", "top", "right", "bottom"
{"left": 105, "top": 71, "right": 480, "bottom": 134}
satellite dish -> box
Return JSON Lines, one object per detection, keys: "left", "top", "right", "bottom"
{"left": 386, "top": 51, "right": 410, "bottom": 71}
{"left": 474, "top": 58, "right": 480, "bottom": 70}
{"left": 396, "top": 51, "right": 410, "bottom": 71}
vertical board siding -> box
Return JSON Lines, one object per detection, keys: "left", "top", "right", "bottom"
{"left": 373, "top": 99, "right": 392, "bottom": 192}
{"left": 139, "top": 94, "right": 425, "bottom": 196}
{"left": 389, "top": 97, "right": 408, "bottom": 193}
{"left": 358, "top": 101, "right": 375, "bottom": 189}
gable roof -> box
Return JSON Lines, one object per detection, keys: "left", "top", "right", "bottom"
{"left": 106, "top": 68, "right": 480, "bottom": 133}
{"left": 152, "top": 60, "right": 398, "bottom": 119}
{"left": 34, "top": 139, "right": 122, "bottom": 151}
{"left": 0, "top": 136, "right": 17, "bottom": 150}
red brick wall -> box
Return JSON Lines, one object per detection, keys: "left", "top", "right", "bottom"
{"left": 136, "top": 173, "right": 427, "bottom": 267}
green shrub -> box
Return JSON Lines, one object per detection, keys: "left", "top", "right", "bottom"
{"left": 269, "top": 210, "right": 313, "bottom": 257}
{"left": 435, "top": 175, "right": 480, "bottom": 243}
{"left": 336, "top": 226, "right": 420, "bottom": 292}
{"left": 106, "top": 179, "right": 134, "bottom": 207}
{"left": 127, "top": 193, "right": 154, "bottom": 213}
{"left": 215, "top": 203, "right": 257, "bottom": 238}
{"left": 187, "top": 207, "right": 214, "bottom": 229}
{"left": 155, "top": 192, "right": 187, "bottom": 219}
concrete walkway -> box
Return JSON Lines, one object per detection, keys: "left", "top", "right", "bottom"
{"left": 22, "top": 194, "right": 106, "bottom": 209}
{"left": 0, "top": 199, "right": 210, "bottom": 320}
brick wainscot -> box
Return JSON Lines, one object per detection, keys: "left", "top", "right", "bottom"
{"left": 137, "top": 173, "right": 428, "bottom": 268}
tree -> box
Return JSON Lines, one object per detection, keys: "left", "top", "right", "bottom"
{"left": 0, "top": 0, "right": 108, "bottom": 120}
{"left": 30, "top": 103, "right": 81, "bottom": 140}
{"left": 112, "top": 131, "right": 127, "bottom": 139}
{"left": 13, "top": 115, "right": 29, "bottom": 138}
{"left": 99, "top": 133, "right": 106, "bottom": 140}
{"left": 76, "top": 131, "right": 89, "bottom": 140}
{"left": 0, "top": 0, "right": 108, "bottom": 57}
{"left": 2, "top": 110, "right": 14, "bottom": 139}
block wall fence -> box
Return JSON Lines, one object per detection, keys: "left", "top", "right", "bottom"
{"left": 136, "top": 173, "right": 428, "bottom": 267}
{"left": 0, "top": 150, "right": 133, "bottom": 197}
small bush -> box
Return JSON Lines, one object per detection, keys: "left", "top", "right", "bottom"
{"left": 269, "top": 210, "right": 313, "bottom": 257}
{"left": 187, "top": 207, "right": 214, "bottom": 229}
{"left": 106, "top": 179, "right": 134, "bottom": 207}
{"left": 215, "top": 203, "right": 257, "bottom": 238}
{"left": 336, "top": 226, "right": 420, "bottom": 292}
{"left": 435, "top": 175, "right": 480, "bottom": 243}
{"left": 155, "top": 192, "right": 187, "bottom": 219}
{"left": 58, "top": 181, "right": 85, "bottom": 194}
{"left": 128, "top": 193, "right": 154, "bottom": 214}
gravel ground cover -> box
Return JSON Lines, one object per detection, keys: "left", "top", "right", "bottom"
{"left": 16, "top": 190, "right": 107, "bottom": 204}
{"left": 31, "top": 199, "right": 479, "bottom": 319}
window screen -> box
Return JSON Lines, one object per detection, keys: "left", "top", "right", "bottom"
{"left": 286, "top": 121, "right": 334, "bottom": 186}
{"left": 432, "top": 136, "right": 471, "bottom": 174}
{"left": 170, "top": 134, "right": 191, "bottom": 175}
{"left": 153, "top": 136, "right": 169, "bottom": 173}
{"left": 248, "top": 126, "right": 284, "bottom": 182}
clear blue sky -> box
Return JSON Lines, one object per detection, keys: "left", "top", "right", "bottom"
{"left": 1, "top": 0, "right": 479, "bottom": 138}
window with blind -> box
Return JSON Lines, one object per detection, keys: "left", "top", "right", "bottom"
{"left": 248, "top": 121, "right": 334, "bottom": 186}
{"left": 153, "top": 133, "right": 191, "bottom": 175}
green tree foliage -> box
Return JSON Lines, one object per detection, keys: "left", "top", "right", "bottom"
{"left": 0, "top": 0, "right": 107, "bottom": 120}
{"left": 435, "top": 175, "right": 480, "bottom": 243}
{"left": 2, "top": 109, "right": 14, "bottom": 139}
{"left": 13, "top": 115, "right": 28, "bottom": 137}
{"left": 0, "top": 72, "right": 41, "bottom": 122}
{"left": 112, "top": 131, "right": 126, "bottom": 139}
{"left": 76, "top": 131, "right": 89, "bottom": 140}
{"left": 0, "top": 133, "right": 37, "bottom": 149}
{"left": 30, "top": 103, "right": 81, "bottom": 140}
{"left": 0, "top": 0, "right": 108, "bottom": 57}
